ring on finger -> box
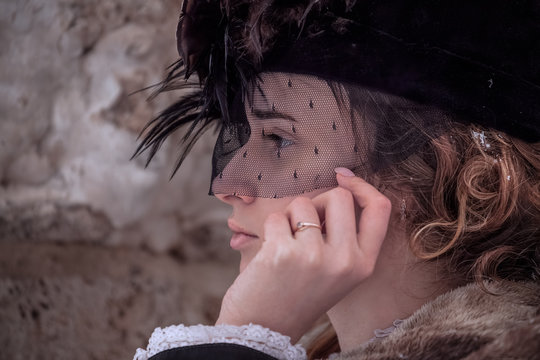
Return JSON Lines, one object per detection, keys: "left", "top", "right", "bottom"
{"left": 295, "top": 221, "right": 322, "bottom": 233}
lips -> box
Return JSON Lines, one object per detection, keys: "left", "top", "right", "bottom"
{"left": 227, "top": 219, "right": 258, "bottom": 250}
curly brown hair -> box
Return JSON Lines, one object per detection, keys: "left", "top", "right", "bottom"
{"left": 307, "top": 87, "right": 540, "bottom": 359}
{"left": 330, "top": 84, "right": 540, "bottom": 285}
{"left": 386, "top": 124, "right": 540, "bottom": 285}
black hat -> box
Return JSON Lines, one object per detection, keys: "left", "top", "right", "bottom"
{"left": 135, "top": 0, "right": 539, "bottom": 176}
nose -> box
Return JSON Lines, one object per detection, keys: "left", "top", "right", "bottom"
{"left": 215, "top": 192, "right": 256, "bottom": 205}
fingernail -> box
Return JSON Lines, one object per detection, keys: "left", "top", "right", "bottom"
{"left": 334, "top": 167, "right": 355, "bottom": 177}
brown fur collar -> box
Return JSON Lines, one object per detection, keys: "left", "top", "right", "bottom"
{"left": 338, "top": 281, "right": 540, "bottom": 360}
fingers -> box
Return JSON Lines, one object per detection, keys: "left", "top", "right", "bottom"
{"left": 336, "top": 172, "right": 392, "bottom": 265}
{"left": 263, "top": 169, "right": 391, "bottom": 275}
{"left": 285, "top": 197, "right": 324, "bottom": 242}
{"left": 263, "top": 212, "right": 293, "bottom": 243}
{"left": 310, "top": 188, "right": 356, "bottom": 248}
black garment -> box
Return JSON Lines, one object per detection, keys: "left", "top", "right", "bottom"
{"left": 149, "top": 343, "right": 278, "bottom": 360}
{"left": 147, "top": 281, "right": 540, "bottom": 360}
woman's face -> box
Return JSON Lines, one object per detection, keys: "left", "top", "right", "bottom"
{"left": 214, "top": 72, "right": 360, "bottom": 271}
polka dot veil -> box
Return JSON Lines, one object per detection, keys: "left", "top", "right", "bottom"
{"left": 209, "top": 72, "right": 449, "bottom": 198}
{"left": 134, "top": 1, "right": 539, "bottom": 196}
{"left": 129, "top": 4, "right": 540, "bottom": 355}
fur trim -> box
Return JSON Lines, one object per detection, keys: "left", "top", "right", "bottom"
{"left": 338, "top": 281, "right": 540, "bottom": 360}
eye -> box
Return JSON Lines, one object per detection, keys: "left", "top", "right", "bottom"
{"left": 265, "top": 133, "right": 295, "bottom": 149}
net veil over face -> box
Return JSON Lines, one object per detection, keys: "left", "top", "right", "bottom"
{"left": 210, "top": 72, "right": 450, "bottom": 198}
{"left": 133, "top": 1, "right": 539, "bottom": 197}
{"left": 211, "top": 72, "right": 360, "bottom": 198}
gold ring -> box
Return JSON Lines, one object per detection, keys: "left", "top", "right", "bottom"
{"left": 295, "top": 221, "right": 322, "bottom": 232}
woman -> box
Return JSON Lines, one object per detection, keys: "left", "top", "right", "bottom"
{"left": 134, "top": 1, "right": 540, "bottom": 359}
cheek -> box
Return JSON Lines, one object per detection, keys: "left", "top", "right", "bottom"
{"left": 255, "top": 197, "right": 297, "bottom": 223}
{"left": 212, "top": 137, "right": 354, "bottom": 198}
{"left": 248, "top": 197, "right": 299, "bottom": 238}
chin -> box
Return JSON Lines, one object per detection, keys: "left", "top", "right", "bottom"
{"left": 237, "top": 243, "right": 261, "bottom": 273}
{"left": 239, "top": 259, "right": 248, "bottom": 273}
{"left": 238, "top": 255, "right": 254, "bottom": 273}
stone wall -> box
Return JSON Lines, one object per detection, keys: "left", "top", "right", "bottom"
{"left": 0, "top": 1, "right": 237, "bottom": 359}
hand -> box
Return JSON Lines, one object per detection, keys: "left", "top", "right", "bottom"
{"left": 216, "top": 172, "right": 392, "bottom": 343}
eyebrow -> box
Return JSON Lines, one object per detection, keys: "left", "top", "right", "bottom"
{"left": 252, "top": 109, "right": 297, "bottom": 122}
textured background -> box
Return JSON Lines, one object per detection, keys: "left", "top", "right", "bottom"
{"left": 0, "top": 1, "right": 237, "bottom": 359}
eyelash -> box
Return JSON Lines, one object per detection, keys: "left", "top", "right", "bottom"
{"left": 265, "top": 133, "right": 295, "bottom": 149}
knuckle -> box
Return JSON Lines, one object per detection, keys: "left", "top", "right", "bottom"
{"left": 273, "top": 246, "right": 295, "bottom": 264}
{"left": 264, "top": 212, "right": 283, "bottom": 226}
{"left": 374, "top": 194, "right": 392, "bottom": 212}
{"left": 262, "top": 212, "right": 285, "bottom": 238}
{"left": 325, "top": 249, "right": 354, "bottom": 277}
{"left": 305, "top": 248, "right": 323, "bottom": 268}
{"left": 335, "top": 259, "right": 355, "bottom": 277}
{"left": 289, "top": 196, "right": 313, "bottom": 210}
{"left": 355, "top": 259, "right": 377, "bottom": 279}
{"left": 330, "top": 187, "right": 353, "bottom": 202}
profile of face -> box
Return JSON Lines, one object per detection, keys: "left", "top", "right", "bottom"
{"left": 214, "top": 72, "right": 363, "bottom": 271}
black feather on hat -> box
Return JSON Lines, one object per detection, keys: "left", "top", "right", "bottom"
{"left": 134, "top": 0, "right": 540, "bottom": 176}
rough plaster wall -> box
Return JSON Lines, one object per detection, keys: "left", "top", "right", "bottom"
{"left": 0, "top": 1, "right": 237, "bottom": 359}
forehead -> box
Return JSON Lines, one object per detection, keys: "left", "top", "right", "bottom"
{"left": 256, "top": 72, "right": 332, "bottom": 94}
{"left": 250, "top": 72, "right": 345, "bottom": 117}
